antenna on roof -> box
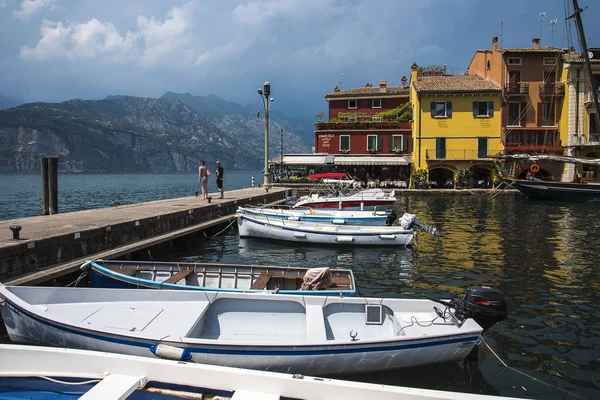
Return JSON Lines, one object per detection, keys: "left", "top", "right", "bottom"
{"left": 338, "top": 73, "right": 345, "bottom": 89}
{"left": 550, "top": 18, "right": 558, "bottom": 47}
{"left": 500, "top": 20, "right": 506, "bottom": 48}
{"left": 539, "top": 11, "right": 547, "bottom": 43}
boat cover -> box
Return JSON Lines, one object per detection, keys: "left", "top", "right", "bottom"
{"left": 301, "top": 268, "right": 333, "bottom": 290}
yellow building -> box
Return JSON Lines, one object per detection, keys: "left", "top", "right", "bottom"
{"left": 410, "top": 63, "right": 503, "bottom": 188}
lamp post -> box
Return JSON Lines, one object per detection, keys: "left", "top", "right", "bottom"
{"left": 280, "top": 128, "right": 284, "bottom": 175}
{"left": 258, "top": 82, "right": 273, "bottom": 191}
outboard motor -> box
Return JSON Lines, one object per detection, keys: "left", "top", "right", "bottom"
{"left": 461, "top": 286, "right": 508, "bottom": 332}
{"left": 385, "top": 210, "right": 398, "bottom": 226}
{"left": 399, "top": 213, "right": 438, "bottom": 236}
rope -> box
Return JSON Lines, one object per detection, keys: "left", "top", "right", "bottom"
{"left": 36, "top": 376, "right": 102, "bottom": 385}
{"left": 207, "top": 218, "right": 237, "bottom": 238}
{"left": 66, "top": 272, "right": 87, "bottom": 287}
{"left": 481, "top": 337, "right": 586, "bottom": 399}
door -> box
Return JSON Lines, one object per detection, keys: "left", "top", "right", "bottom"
{"left": 435, "top": 138, "right": 446, "bottom": 159}
{"left": 478, "top": 138, "right": 488, "bottom": 158}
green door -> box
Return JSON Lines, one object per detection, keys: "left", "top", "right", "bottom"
{"left": 478, "top": 137, "right": 488, "bottom": 158}
{"left": 436, "top": 138, "right": 446, "bottom": 159}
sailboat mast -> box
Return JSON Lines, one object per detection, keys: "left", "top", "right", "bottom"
{"left": 571, "top": 0, "right": 600, "bottom": 130}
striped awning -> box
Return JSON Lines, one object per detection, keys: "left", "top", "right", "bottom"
{"left": 334, "top": 155, "right": 412, "bottom": 166}
{"left": 281, "top": 155, "right": 329, "bottom": 165}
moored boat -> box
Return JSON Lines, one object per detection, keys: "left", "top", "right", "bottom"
{"left": 236, "top": 212, "right": 415, "bottom": 246}
{"left": 83, "top": 259, "right": 356, "bottom": 297}
{"left": 508, "top": 177, "right": 600, "bottom": 201}
{"left": 0, "top": 285, "right": 508, "bottom": 376}
{"left": 0, "top": 344, "right": 524, "bottom": 400}
{"left": 237, "top": 204, "right": 396, "bottom": 226}
{"left": 293, "top": 188, "right": 397, "bottom": 210}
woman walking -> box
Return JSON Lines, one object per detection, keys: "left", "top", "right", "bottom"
{"left": 198, "top": 160, "right": 208, "bottom": 200}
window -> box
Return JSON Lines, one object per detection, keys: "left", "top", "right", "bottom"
{"left": 508, "top": 103, "right": 523, "bottom": 126}
{"left": 540, "top": 103, "right": 556, "bottom": 126}
{"left": 347, "top": 99, "right": 358, "bottom": 109}
{"left": 367, "top": 135, "right": 382, "bottom": 151}
{"left": 473, "top": 101, "right": 494, "bottom": 117}
{"left": 507, "top": 57, "right": 522, "bottom": 65}
{"left": 478, "top": 137, "right": 488, "bottom": 158}
{"left": 372, "top": 99, "right": 383, "bottom": 108}
{"left": 388, "top": 135, "right": 407, "bottom": 152}
{"left": 435, "top": 138, "right": 446, "bottom": 159}
{"left": 430, "top": 101, "right": 452, "bottom": 118}
{"left": 543, "top": 57, "right": 556, "bottom": 65}
{"left": 340, "top": 135, "right": 350, "bottom": 152}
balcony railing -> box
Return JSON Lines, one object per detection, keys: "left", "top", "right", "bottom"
{"left": 315, "top": 120, "right": 409, "bottom": 131}
{"left": 426, "top": 149, "right": 491, "bottom": 160}
{"left": 504, "top": 144, "right": 563, "bottom": 155}
{"left": 539, "top": 83, "right": 565, "bottom": 97}
{"left": 504, "top": 82, "right": 529, "bottom": 96}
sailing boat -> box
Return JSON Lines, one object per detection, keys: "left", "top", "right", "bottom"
{"left": 508, "top": 0, "right": 600, "bottom": 201}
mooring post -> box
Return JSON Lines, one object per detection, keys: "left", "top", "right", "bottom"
{"left": 41, "top": 157, "right": 49, "bottom": 215}
{"left": 48, "top": 156, "right": 59, "bottom": 214}
{"left": 9, "top": 225, "right": 21, "bottom": 240}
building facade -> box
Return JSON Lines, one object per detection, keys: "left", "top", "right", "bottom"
{"left": 410, "top": 63, "right": 503, "bottom": 188}
{"left": 469, "top": 36, "right": 565, "bottom": 179}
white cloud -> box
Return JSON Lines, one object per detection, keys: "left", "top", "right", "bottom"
{"left": 19, "top": 2, "right": 195, "bottom": 66}
{"left": 13, "top": 0, "right": 52, "bottom": 20}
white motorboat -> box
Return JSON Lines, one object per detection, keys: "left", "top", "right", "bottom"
{"left": 0, "top": 285, "right": 507, "bottom": 376}
{"left": 237, "top": 205, "right": 396, "bottom": 226}
{"left": 293, "top": 188, "right": 397, "bottom": 211}
{"left": 236, "top": 212, "right": 415, "bottom": 246}
{"left": 0, "top": 344, "right": 523, "bottom": 400}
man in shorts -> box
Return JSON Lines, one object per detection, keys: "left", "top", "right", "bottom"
{"left": 216, "top": 160, "right": 224, "bottom": 198}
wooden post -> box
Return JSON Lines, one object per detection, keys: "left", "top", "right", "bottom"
{"left": 41, "top": 157, "right": 49, "bottom": 215}
{"left": 48, "top": 156, "right": 59, "bottom": 214}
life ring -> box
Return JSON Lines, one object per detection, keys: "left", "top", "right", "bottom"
{"left": 530, "top": 164, "right": 540, "bottom": 173}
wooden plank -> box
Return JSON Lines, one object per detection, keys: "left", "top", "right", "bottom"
{"left": 250, "top": 272, "right": 272, "bottom": 290}
{"left": 108, "top": 268, "right": 138, "bottom": 277}
{"left": 164, "top": 269, "right": 194, "bottom": 284}
{"left": 80, "top": 374, "right": 147, "bottom": 400}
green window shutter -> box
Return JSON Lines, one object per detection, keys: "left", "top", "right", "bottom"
{"left": 388, "top": 135, "right": 393, "bottom": 151}
{"left": 473, "top": 101, "right": 478, "bottom": 117}
{"left": 402, "top": 135, "right": 408, "bottom": 151}
{"left": 430, "top": 102, "right": 435, "bottom": 117}
{"left": 488, "top": 101, "right": 494, "bottom": 117}
{"left": 447, "top": 102, "right": 452, "bottom": 118}
{"left": 436, "top": 138, "right": 446, "bottom": 159}
{"left": 377, "top": 136, "right": 382, "bottom": 151}
{"left": 367, "top": 136, "right": 375, "bottom": 150}
{"left": 340, "top": 136, "right": 349, "bottom": 150}
{"left": 478, "top": 137, "right": 488, "bottom": 158}
{"left": 356, "top": 100, "right": 360, "bottom": 109}
{"left": 370, "top": 99, "right": 373, "bottom": 108}
{"left": 381, "top": 99, "right": 385, "bottom": 108}
{"left": 346, "top": 100, "right": 349, "bottom": 110}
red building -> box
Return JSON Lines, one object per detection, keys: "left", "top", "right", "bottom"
{"left": 315, "top": 80, "right": 412, "bottom": 155}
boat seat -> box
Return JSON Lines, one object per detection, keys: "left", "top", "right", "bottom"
{"left": 109, "top": 268, "right": 138, "bottom": 277}
{"left": 163, "top": 270, "right": 194, "bottom": 285}
{"left": 331, "top": 275, "right": 351, "bottom": 288}
{"left": 305, "top": 304, "right": 327, "bottom": 341}
{"left": 250, "top": 272, "right": 272, "bottom": 290}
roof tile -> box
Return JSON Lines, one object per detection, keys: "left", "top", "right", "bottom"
{"left": 326, "top": 86, "right": 409, "bottom": 98}
{"left": 413, "top": 75, "right": 501, "bottom": 94}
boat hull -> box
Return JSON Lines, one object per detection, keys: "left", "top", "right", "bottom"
{"left": 511, "top": 179, "right": 600, "bottom": 201}
{"left": 0, "top": 286, "right": 482, "bottom": 376}
{"left": 239, "top": 207, "right": 389, "bottom": 226}
{"left": 237, "top": 215, "right": 414, "bottom": 246}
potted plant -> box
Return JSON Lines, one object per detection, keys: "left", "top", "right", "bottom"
{"left": 411, "top": 169, "right": 429, "bottom": 189}
{"left": 455, "top": 169, "right": 473, "bottom": 189}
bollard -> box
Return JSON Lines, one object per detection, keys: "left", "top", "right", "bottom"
{"left": 40, "top": 157, "right": 49, "bottom": 215}
{"left": 9, "top": 225, "right": 22, "bottom": 240}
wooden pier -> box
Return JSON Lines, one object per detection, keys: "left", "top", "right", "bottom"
{"left": 0, "top": 188, "right": 289, "bottom": 285}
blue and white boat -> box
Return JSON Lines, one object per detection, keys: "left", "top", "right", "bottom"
{"left": 237, "top": 205, "right": 396, "bottom": 226}
{"left": 83, "top": 259, "right": 356, "bottom": 297}
{"left": 0, "top": 284, "right": 507, "bottom": 375}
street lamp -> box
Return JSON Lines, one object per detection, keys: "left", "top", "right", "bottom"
{"left": 258, "top": 81, "right": 273, "bottom": 191}
{"left": 280, "top": 127, "right": 284, "bottom": 177}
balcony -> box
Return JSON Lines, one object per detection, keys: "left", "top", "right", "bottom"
{"left": 426, "top": 149, "right": 491, "bottom": 160}
{"left": 504, "top": 82, "right": 529, "bottom": 96}
{"left": 315, "top": 119, "right": 410, "bottom": 131}
{"left": 539, "top": 83, "right": 565, "bottom": 97}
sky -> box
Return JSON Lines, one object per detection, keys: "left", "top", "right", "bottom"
{"left": 0, "top": 0, "right": 599, "bottom": 117}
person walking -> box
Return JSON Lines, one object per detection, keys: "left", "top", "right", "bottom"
{"left": 198, "top": 160, "right": 208, "bottom": 200}
{"left": 216, "top": 160, "right": 224, "bottom": 198}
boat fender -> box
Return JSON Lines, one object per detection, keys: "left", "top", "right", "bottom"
{"left": 149, "top": 344, "right": 192, "bottom": 361}
{"left": 0, "top": 295, "right": 5, "bottom": 307}
{"left": 80, "top": 261, "right": 92, "bottom": 271}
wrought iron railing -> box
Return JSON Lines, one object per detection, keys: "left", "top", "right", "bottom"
{"left": 504, "top": 82, "right": 529, "bottom": 95}
{"left": 539, "top": 83, "right": 565, "bottom": 97}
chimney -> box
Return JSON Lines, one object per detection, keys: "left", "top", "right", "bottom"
{"left": 379, "top": 80, "right": 387, "bottom": 88}
{"left": 411, "top": 62, "right": 418, "bottom": 84}
{"left": 533, "top": 37, "right": 540, "bottom": 49}
{"left": 492, "top": 36, "right": 498, "bottom": 51}
{"left": 401, "top": 76, "right": 408, "bottom": 87}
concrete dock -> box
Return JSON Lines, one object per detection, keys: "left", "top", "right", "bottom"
{"left": 0, "top": 188, "right": 288, "bottom": 285}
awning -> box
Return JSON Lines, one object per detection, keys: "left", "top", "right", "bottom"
{"left": 281, "top": 155, "right": 328, "bottom": 165}
{"left": 334, "top": 155, "right": 412, "bottom": 166}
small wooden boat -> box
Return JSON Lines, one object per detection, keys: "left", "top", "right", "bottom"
{"left": 237, "top": 213, "right": 415, "bottom": 246}
{"left": 508, "top": 177, "right": 600, "bottom": 201}
{"left": 83, "top": 260, "right": 356, "bottom": 297}
{"left": 293, "top": 188, "right": 397, "bottom": 210}
{"left": 0, "top": 285, "right": 507, "bottom": 375}
{"left": 0, "top": 344, "right": 522, "bottom": 400}
{"left": 237, "top": 205, "right": 396, "bottom": 226}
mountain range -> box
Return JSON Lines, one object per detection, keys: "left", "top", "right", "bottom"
{"left": 0, "top": 93, "right": 313, "bottom": 172}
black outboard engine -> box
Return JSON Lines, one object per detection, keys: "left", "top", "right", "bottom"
{"left": 385, "top": 210, "right": 398, "bottom": 226}
{"left": 461, "top": 286, "right": 508, "bottom": 332}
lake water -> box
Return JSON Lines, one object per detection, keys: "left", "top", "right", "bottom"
{"left": 0, "top": 174, "right": 599, "bottom": 399}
